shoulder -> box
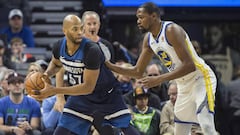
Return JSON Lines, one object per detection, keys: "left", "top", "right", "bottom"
{"left": 0, "top": 27, "right": 10, "bottom": 33}
{"left": 0, "top": 96, "right": 10, "bottom": 102}
{"left": 24, "top": 96, "right": 40, "bottom": 106}
{"left": 99, "top": 38, "right": 112, "bottom": 46}
{"left": 85, "top": 39, "right": 101, "bottom": 51}
{"left": 22, "top": 26, "right": 33, "bottom": 32}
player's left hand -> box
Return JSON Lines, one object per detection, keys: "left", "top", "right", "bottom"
{"left": 31, "top": 78, "right": 55, "bottom": 101}
{"left": 138, "top": 76, "right": 161, "bottom": 89}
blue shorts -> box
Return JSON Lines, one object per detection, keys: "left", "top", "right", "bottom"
{"left": 58, "top": 113, "right": 131, "bottom": 135}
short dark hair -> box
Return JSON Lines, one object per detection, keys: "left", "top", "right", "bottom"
{"left": 7, "top": 72, "right": 25, "bottom": 84}
{"left": 139, "top": 2, "right": 160, "bottom": 17}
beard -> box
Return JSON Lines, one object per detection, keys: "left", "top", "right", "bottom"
{"left": 67, "top": 33, "right": 81, "bottom": 45}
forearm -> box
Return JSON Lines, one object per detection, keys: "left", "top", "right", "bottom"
{"left": 106, "top": 62, "right": 143, "bottom": 78}
{"left": 44, "top": 61, "right": 62, "bottom": 77}
{"left": 53, "top": 84, "right": 94, "bottom": 96}
{"left": 157, "top": 63, "right": 195, "bottom": 82}
{"left": 0, "top": 125, "right": 15, "bottom": 133}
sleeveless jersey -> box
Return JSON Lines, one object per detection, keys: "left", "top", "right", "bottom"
{"left": 53, "top": 37, "right": 128, "bottom": 117}
{"left": 148, "top": 21, "right": 216, "bottom": 112}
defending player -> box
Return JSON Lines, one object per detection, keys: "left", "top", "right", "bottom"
{"left": 105, "top": 2, "right": 218, "bottom": 135}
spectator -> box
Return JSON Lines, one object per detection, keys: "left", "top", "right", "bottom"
{"left": 146, "top": 63, "right": 169, "bottom": 104}
{"left": 10, "top": 37, "right": 35, "bottom": 64}
{"left": 41, "top": 96, "right": 62, "bottom": 135}
{"left": 130, "top": 86, "right": 160, "bottom": 135}
{"left": 27, "top": 60, "right": 48, "bottom": 75}
{"left": 0, "top": 39, "right": 15, "bottom": 70}
{"left": 123, "top": 79, "right": 162, "bottom": 110}
{"left": 0, "top": 9, "right": 35, "bottom": 48}
{"left": 160, "top": 81, "right": 178, "bottom": 135}
{"left": 0, "top": 67, "right": 14, "bottom": 98}
{"left": 0, "top": 0, "right": 31, "bottom": 25}
{"left": 160, "top": 81, "right": 203, "bottom": 135}
{"left": 116, "top": 62, "right": 134, "bottom": 94}
{"left": 0, "top": 72, "right": 41, "bottom": 135}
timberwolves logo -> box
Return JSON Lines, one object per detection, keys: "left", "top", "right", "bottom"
{"left": 157, "top": 50, "right": 172, "bottom": 69}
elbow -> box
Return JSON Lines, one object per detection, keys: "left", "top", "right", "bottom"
{"left": 187, "top": 61, "right": 196, "bottom": 73}
{"left": 83, "top": 85, "right": 95, "bottom": 95}
{"left": 135, "top": 68, "right": 144, "bottom": 79}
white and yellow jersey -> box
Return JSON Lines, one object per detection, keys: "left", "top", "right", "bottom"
{"left": 148, "top": 21, "right": 208, "bottom": 73}
{"left": 148, "top": 21, "right": 216, "bottom": 112}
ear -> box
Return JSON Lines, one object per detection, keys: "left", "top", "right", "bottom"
{"left": 152, "top": 12, "right": 157, "bottom": 20}
{"left": 62, "top": 28, "right": 66, "bottom": 35}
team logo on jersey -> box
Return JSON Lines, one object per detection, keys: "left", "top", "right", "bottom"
{"left": 157, "top": 50, "right": 172, "bottom": 68}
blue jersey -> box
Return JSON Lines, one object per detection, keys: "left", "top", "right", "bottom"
{"left": 52, "top": 37, "right": 129, "bottom": 116}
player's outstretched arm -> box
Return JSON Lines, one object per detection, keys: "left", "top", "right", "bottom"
{"left": 105, "top": 34, "right": 154, "bottom": 79}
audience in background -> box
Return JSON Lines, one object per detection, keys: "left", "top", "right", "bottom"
{"left": 116, "top": 62, "right": 134, "bottom": 95}
{"left": 0, "top": 9, "right": 35, "bottom": 48}
{"left": 130, "top": 86, "right": 160, "bottom": 135}
{"left": 123, "top": 78, "right": 161, "bottom": 111}
{"left": 10, "top": 37, "right": 35, "bottom": 64}
{"left": 146, "top": 63, "right": 169, "bottom": 105}
{"left": 0, "top": 39, "right": 15, "bottom": 70}
{"left": 0, "top": 72, "right": 41, "bottom": 135}
{"left": 0, "top": 67, "right": 14, "bottom": 98}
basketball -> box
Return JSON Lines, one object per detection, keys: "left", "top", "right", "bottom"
{"left": 25, "top": 72, "right": 51, "bottom": 95}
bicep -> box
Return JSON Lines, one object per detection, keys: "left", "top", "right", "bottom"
{"left": 166, "top": 24, "right": 193, "bottom": 63}
{"left": 82, "top": 68, "right": 100, "bottom": 89}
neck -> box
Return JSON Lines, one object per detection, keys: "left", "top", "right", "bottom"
{"left": 136, "top": 105, "right": 148, "bottom": 113}
{"left": 152, "top": 20, "right": 162, "bottom": 38}
{"left": 66, "top": 40, "right": 79, "bottom": 56}
{"left": 10, "top": 93, "right": 23, "bottom": 104}
{"left": 11, "top": 27, "right": 21, "bottom": 33}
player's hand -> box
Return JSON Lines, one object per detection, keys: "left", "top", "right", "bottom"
{"left": 99, "top": 42, "right": 111, "bottom": 61}
{"left": 31, "top": 77, "right": 55, "bottom": 101}
{"left": 138, "top": 76, "right": 162, "bottom": 89}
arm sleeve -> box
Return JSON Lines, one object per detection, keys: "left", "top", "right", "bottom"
{"left": 100, "top": 39, "right": 115, "bottom": 63}
{"left": 84, "top": 43, "right": 102, "bottom": 70}
{"left": 52, "top": 40, "right": 62, "bottom": 59}
{"left": 42, "top": 98, "right": 61, "bottom": 128}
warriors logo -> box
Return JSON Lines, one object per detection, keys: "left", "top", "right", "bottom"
{"left": 157, "top": 50, "right": 172, "bottom": 69}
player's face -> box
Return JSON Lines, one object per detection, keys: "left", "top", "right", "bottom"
{"left": 136, "top": 8, "right": 151, "bottom": 33}
{"left": 83, "top": 15, "right": 100, "bottom": 37}
{"left": 67, "top": 24, "right": 84, "bottom": 44}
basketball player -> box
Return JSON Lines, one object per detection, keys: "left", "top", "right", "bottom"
{"left": 105, "top": 2, "right": 218, "bottom": 135}
{"left": 32, "top": 15, "right": 139, "bottom": 135}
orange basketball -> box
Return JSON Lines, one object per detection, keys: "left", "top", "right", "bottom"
{"left": 25, "top": 72, "right": 51, "bottom": 95}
